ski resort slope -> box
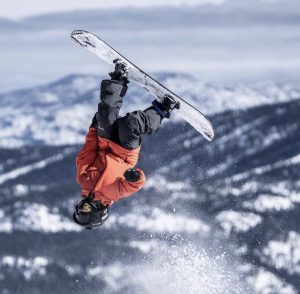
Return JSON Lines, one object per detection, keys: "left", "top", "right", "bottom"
{"left": 1, "top": 73, "right": 300, "bottom": 292}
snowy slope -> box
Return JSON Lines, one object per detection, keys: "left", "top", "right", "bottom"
{"left": 0, "top": 73, "right": 299, "bottom": 147}
{"left": 0, "top": 94, "right": 299, "bottom": 293}
{"left": 139, "top": 98, "right": 300, "bottom": 293}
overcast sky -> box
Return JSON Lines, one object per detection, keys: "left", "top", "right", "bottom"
{"left": 1, "top": 0, "right": 297, "bottom": 92}
{"left": 1, "top": 0, "right": 225, "bottom": 20}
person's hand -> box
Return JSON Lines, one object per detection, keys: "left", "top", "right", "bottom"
{"left": 124, "top": 168, "right": 141, "bottom": 182}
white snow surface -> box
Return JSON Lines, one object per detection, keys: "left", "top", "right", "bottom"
{"left": 86, "top": 241, "right": 250, "bottom": 294}
{"left": 0, "top": 256, "right": 49, "bottom": 281}
{"left": 145, "top": 175, "right": 198, "bottom": 202}
{"left": 243, "top": 194, "right": 294, "bottom": 212}
{"left": 12, "top": 184, "right": 30, "bottom": 197}
{"left": 129, "top": 244, "right": 249, "bottom": 294}
{"left": 216, "top": 210, "right": 262, "bottom": 236}
{"left": 0, "top": 202, "right": 80, "bottom": 233}
{"left": 248, "top": 268, "right": 297, "bottom": 294}
{"left": 0, "top": 209, "right": 13, "bottom": 233}
{"left": 128, "top": 240, "right": 160, "bottom": 254}
{"left": 107, "top": 207, "right": 210, "bottom": 234}
{"left": 262, "top": 231, "right": 300, "bottom": 275}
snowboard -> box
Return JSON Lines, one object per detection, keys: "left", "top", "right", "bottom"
{"left": 71, "top": 30, "right": 214, "bottom": 142}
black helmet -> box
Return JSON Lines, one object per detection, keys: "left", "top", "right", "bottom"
{"left": 73, "top": 194, "right": 109, "bottom": 229}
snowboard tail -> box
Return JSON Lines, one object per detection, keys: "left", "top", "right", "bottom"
{"left": 71, "top": 30, "right": 214, "bottom": 142}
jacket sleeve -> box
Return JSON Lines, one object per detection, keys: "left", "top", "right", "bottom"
{"left": 119, "top": 169, "right": 146, "bottom": 198}
{"left": 76, "top": 128, "right": 98, "bottom": 170}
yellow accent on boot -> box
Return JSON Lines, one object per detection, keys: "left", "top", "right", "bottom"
{"left": 79, "top": 203, "right": 92, "bottom": 213}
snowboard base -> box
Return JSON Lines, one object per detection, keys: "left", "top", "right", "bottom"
{"left": 71, "top": 30, "right": 214, "bottom": 142}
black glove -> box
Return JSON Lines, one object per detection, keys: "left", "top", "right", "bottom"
{"left": 124, "top": 168, "right": 141, "bottom": 183}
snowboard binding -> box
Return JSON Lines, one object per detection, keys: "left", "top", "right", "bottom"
{"left": 109, "top": 59, "right": 129, "bottom": 85}
{"left": 152, "top": 94, "right": 180, "bottom": 118}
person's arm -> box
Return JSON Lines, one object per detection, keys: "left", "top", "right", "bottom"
{"left": 119, "top": 169, "right": 146, "bottom": 198}
{"left": 76, "top": 128, "right": 98, "bottom": 169}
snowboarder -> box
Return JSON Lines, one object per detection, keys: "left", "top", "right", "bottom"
{"left": 73, "top": 60, "right": 180, "bottom": 229}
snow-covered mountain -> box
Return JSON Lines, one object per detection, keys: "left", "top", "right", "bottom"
{"left": 0, "top": 73, "right": 299, "bottom": 147}
{"left": 0, "top": 73, "right": 299, "bottom": 293}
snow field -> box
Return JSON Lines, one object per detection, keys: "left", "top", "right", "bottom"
{"left": 0, "top": 202, "right": 80, "bottom": 233}
{"left": 0, "top": 256, "right": 49, "bottom": 281}
{"left": 262, "top": 232, "right": 300, "bottom": 275}
{"left": 122, "top": 242, "right": 249, "bottom": 294}
{"left": 248, "top": 268, "right": 297, "bottom": 294}
{"left": 215, "top": 211, "right": 262, "bottom": 236}
{"left": 107, "top": 207, "right": 210, "bottom": 234}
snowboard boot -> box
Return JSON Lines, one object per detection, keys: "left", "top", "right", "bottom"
{"left": 152, "top": 94, "right": 180, "bottom": 118}
{"left": 109, "top": 59, "right": 129, "bottom": 86}
{"left": 73, "top": 194, "right": 109, "bottom": 229}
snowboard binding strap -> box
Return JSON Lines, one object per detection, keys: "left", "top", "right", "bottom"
{"left": 152, "top": 94, "right": 180, "bottom": 118}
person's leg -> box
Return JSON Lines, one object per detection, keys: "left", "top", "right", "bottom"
{"left": 91, "top": 79, "right": 127, "bottom": 140}
{"left": 117, "top": 94, "right": 180, "bottom": 150}
{"left": 117, "top": 106, "right": 162, "bottom": 150}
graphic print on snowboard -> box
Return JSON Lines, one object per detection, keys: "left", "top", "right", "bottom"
{"left": 71, "top": 30, "right": 214, "bottom": 142}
